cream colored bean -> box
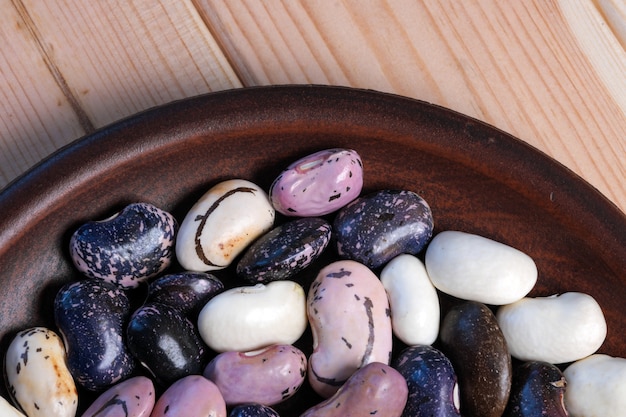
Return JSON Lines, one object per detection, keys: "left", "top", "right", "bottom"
{"left": 425, "top": 230, "right": 537, "bottom": 305}
{"left": 4, "top": 327, "right": 77, "bottom": 417}
{"left": 197, "top": 280, "right": 307, "bottom": 352}
{"left": 563, "top": 354, "right": 626, "bottom": 417}
{"left": 176, "top": 179, "right": 275, "bottom": 272}
{"left": 0, "top": 396, "right": 25, "bottom": 417}
{"left": 380, "top": 254, "right": 439, "bottom": 346}
{"left": 496, "top": 292, "right": 606, "bottom": 363}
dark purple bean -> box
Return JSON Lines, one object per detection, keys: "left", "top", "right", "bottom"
{"left": 147, "top": 271, "right": 224, "bottom": 317}
{"left": 393, "top": 344, "right": 461, "bottom": 417}
{"left": 54, "top": 280, "right": 136, "bottom": 391}
{"left": 503, "top": 361, "right": 568, "bottom": 417}
{"left": 236, "top": 217, "right": 331, "bottom": 283}
{"left": 333, "top": 189, "right": 433, "bottom": 269}
{"left": 126, "top": 302, "right": 208, "bottom": 386}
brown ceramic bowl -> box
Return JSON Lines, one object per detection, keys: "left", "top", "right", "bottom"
{"left": 1, "top": 85, "right": 625, "bottom": 414}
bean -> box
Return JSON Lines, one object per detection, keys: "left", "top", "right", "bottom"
{"left": 380, "top": 254, "right": 440, "bottom": 346}
{"left": 496, "top": 292, "right": 607, "bottom": 364}
{"left": 203, "top": 344, "right": 307, "bottom": 406}
{"left": 81, "top": 376, "right": 155, "bottom": 417}
{"left": 150, "top": 375, "right": 226, "bottom": 417}
{"left": 176, "top": 179, "right": 275, "bottom": 272}
{"left": 307, "top": 260, "right": 393, "bottom": 399}
{"left": 300, "top": 362, "right": 408, "bottom": 417}
{"left": 269, "top": 148, "right": 363, "bottom": 217}
{"left": 198, "top": 280, "right": 307, "bottom": 353}
{"left": 563, "top": 354, "right": 626, "bottom": 417}
{"left": 0, "top": 396, "right": 25, "bottom": 417}
{"left": 440, "top": 301, "right": 512, "bottom": 417}
{"left": 4, "top": 327, "right": 77, "bottom": 417}
{"left": 503, "top": 361, "right": 567, "bottom": 417}
{"left": 425, "top": 230, "right": 537, "bottom": 305}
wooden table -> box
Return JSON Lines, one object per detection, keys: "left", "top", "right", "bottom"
{"left": 1, "top": 1, "right": 624, "bottom": 214}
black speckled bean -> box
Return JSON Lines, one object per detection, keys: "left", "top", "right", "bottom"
{"left": 236, "top": 217, "right": 332, "bottom": 283}
{"left": 146, "top": 271, "right": 224, "bottom": 317}
{"left": 54, "top": 279, "right": 136, "bottom": 391}
{"left": 333, "top": 189, "right": 433, "bottom": 269}
{"left": 503, "top": 361, "right": 568, "bottom": 417}
{"left": 126, "top": 302, "right": 209, "bottom": 386}
{"left": 229, "top": 403, "right": 281, "bottom": 417}
{"left": 69, "top": 202, "right": 177, "bottom": 289}
{"left": 392, "top": 344, "right": 461, "bottom": 417}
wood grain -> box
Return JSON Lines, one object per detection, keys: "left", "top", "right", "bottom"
{"left": 0, "top": 0, "right": 240, "bottom": 187}
{"left": 0, "top": 0, "right": 85, "bottom": 185}
{"left": 197, "top": 0, "right": 626, "bottom": 212}
{"left": 0, "top": 0, "right": 624, "bottom": 215}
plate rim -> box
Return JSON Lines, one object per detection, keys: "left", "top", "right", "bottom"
{"left": 1, "top": 85, "right": 624, "bottom": 253}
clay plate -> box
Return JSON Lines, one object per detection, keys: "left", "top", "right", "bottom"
{"left": 0, "top": 85, "right": 625, "bottom": 414}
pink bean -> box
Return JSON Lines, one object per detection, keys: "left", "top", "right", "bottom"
{"left": 300, "top": 362, "right": 408, "bottom": 417}
{"left": 269, "top": 148, "right": 363, "bottom": 217}
{"left": 81, "top": 376, "right": 154, "bottom": 417}
{"left": 307, "top": 260, "right": 393, "bottom": 398}
{"left": 203, "top": 345, "right": 307, "bottom": 406}
{"left": 149, "top": 375, "right": 226, "bottom": 417}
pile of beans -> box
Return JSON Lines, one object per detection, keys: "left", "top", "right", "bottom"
{"left": 2, "top": 148, "right": 623, "bottom": 417}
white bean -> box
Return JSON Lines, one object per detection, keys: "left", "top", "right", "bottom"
{"left": 563, "top": 354, "right": 626, "bottom": 417}
{"left": 0, "top": 396, "right": 25, "bottom": 417}
{"left": 425, "top": 230, "right": 537, "bottom": 305}
{"left": 496, "top": 292, "right": 606, "bottom": 363}
{"left": 380, "top": 254, "right": 439, "bottom": 346}
{"left": 197, "top": 280, "right": 307, "bottom": 352}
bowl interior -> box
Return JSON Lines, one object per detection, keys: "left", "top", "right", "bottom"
{"left": 1, "top": 85, "right": 625, "bottom": 414}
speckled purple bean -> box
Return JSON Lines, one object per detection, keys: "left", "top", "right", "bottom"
{"left": 54, "top": 279, "right": 136, "bottom": 391}
{"left": 300, "top": 362, "right": 408, "bottom": 417}
{"left": 229, "top": 404, "right": 280, "bottom": 417}
{"left": 81, "top": 376, "right": 155, "bottom": 417}
{"left": 126, "top": 302, "right": 209, "bottom": 386}
{"left": 392, "top": 344, "right": 461, "bottom": 417}
{"left": 333, "top": 189, "right": 433, "bottom": 269}
{"left": 203, "top": 344, "right": 307, "bottom": 406}
{"left": 149, "top": 375, "right": 226, "bottom": 417}
{"left": 269, "top": 148, "right": 363, "bottom": 217}
{"left": 307, "top": 260, "right": 393, "bottom": 398}
{"left": 236, "top": 217, "right": 332, "bottom": 284}
{"left": 504, "top": 361, "right": 567, "bottom": 417}
{"left": 146, "top": 271, "right": 224, "bottom": 318}
{"left": 69, "top": 202, "right": 177, "bottom": 289}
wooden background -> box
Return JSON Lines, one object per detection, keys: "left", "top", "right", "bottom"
{"left": 1, "top": 1, "right": 624, "bottom": 213}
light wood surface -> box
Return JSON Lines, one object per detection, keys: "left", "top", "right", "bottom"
{"left": 1, "top": 1, "right": 624, "bottom": 214}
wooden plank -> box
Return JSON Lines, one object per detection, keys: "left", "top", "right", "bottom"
{"left": 0, "top": 0, "right": 86, "bottom": 187}
{"left": 0, "top": 0, "right": 241, "bottom": 189}
{"left": 596, "top": 0, "right": 626, "bottom": 48}
{"left": 196, "top": 0, "right": 626, "bottom": 213}
{"left": 21, "top": 0, "right": 242, "bottom": 127}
